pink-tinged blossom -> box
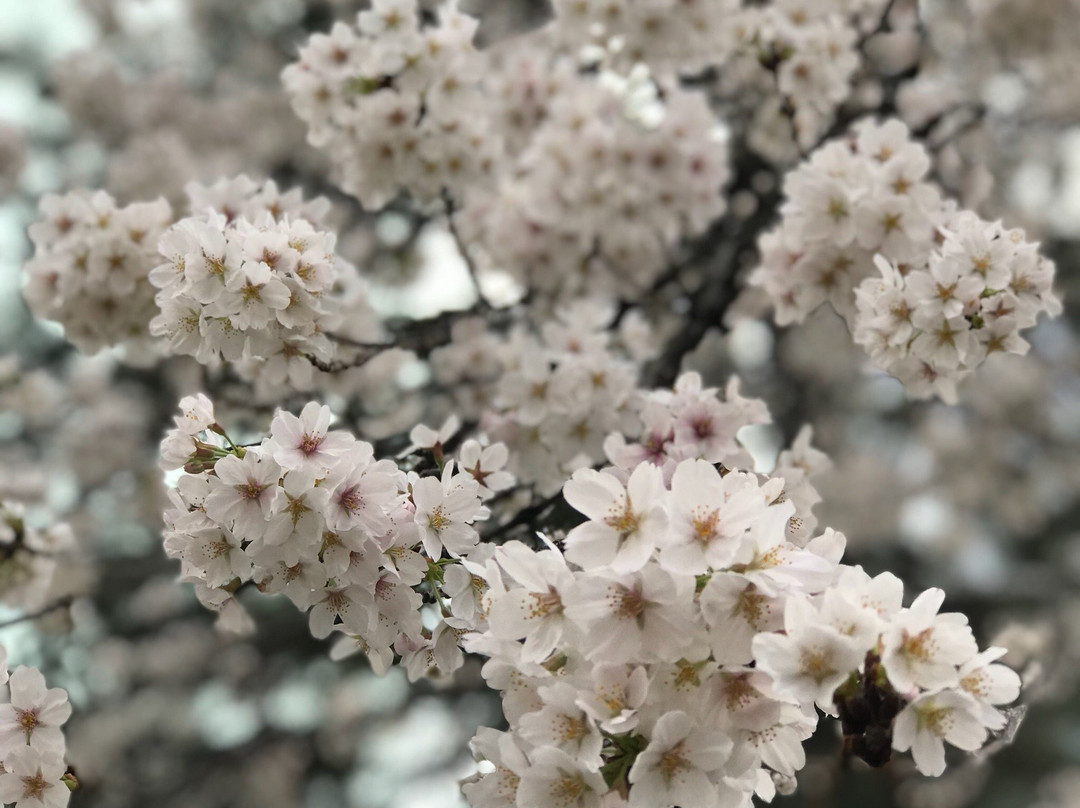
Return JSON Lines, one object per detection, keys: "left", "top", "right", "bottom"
{"left": 411, "top": 463, "right": 486, "bottom": 559}
{"left": 956, "top": 647, "right": 1022, "bottom": 729}
{"left": 0, "top": 747, "right": 70, "bottom": 808}
{"left": 0, "top": 667, "right": 71, "bottom": 758}
{"left": 203, "top": 452, "right": 281, "bottom": 540}
{"left": 752, "top": 597, "right": 865, "bottom": 715}
{"left": 517, "top": 747, "right": 608, "bottom": 808}
{"left": 269, "top": 402, "right": 354, "bottom": 473}
{"left": 893, "top": 689, "right": 988, "bottom": 777}
{"left": 661, "top": 463, "right": 768, "bottom": 575}
{"left": 627, "top": 710, "right": 733, "bottom": 808}
{"left": 881, "top": 588, "right": 978, "bottom": 695}
{"left": 487, "top": 541, "right": 577, "bottom": 664}
{"left": 562, "top": 464, "right": 667, "bottom": 574}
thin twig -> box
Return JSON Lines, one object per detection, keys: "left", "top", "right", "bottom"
{"left": 0, "top": 595, "right": 75, "bottom": 631}
{"left": 442, "top": 188, "right": 492, "bottom": 312}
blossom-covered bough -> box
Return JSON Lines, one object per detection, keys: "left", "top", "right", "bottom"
{"left": 160, "top": 375, "right": 1020, "bottom": 806}
{"left": 12, "top": 0, "right": 1065, "bottom": 805}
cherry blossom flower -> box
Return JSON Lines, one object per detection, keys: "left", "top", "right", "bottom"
{"left": 752, "top": 597, "right": 866, "bottom": 714}
{"left": 627, "top": 710, "right": 732, "bottom": 808}
{"left": 487, "top": 541, "right": 577, "bottom": 664}
{"left": 661, "top": 463, "right": 768, "bottom": 575}
{"left": 519, "top": 683, "right": 604, "bottom": 768}
{"left": 0, "top": 667, "right": 71, "bottom": 757}
{"left": 517, "top": 747, "right": 608, "bottom": 808}
{"left": 881, "top": 588, "right": 979, "bottom": 695}
{"left": 411, "top": 463, "right": 485, "bottom": 558}
{"left": 0, "top": 747, "right": 70, "bottom": 808}
{"left": 892, "top": 689, "right": 988, "bottom": 776}
{"left": 562, "top": 464, "right": 667, "bottom": 574}
{"left": 203, "top": 452, "right": 282, "bottom": 539}
{"left": 269, "top": 402, "right": 354, "bottom": 473}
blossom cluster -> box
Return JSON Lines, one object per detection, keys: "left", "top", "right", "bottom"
{"left": 434, "top": 303, "right": 823, "bottom": 520}
{"left": 548, "top": 0, "right": 875, "bottom": 159}
{"left": 150, "top": 178, "right": 357, "bottom": 393}
{"left": 462, "top": 466, "right": 1019, "bottom": 808}
{"left": 724, "top": 1, "right": 868, "bottom": 159}
{"left": 548, "top": 0, "right": 740, "bottom": 74}
{"left": 853, "top": 214, "right": 1061, "bottom": 401}
{"left": 568, "top": 0, "right": 892, "bottom": 160}
{"left": 0, "top": 648, "right": 74, "bottom": 808}
{"left": 159, "top": 393, "right": 509, "bottom": 673}
{"left": 21, "top": 176, "right": 377, "bottom": 396}
{"left": 22, "top": 190, "right": 172, "bottom": 356}
{"left": 427, "top": 300, "right": 654, "bottom": 490}
{"left": 752, "top": 119, "right": 944, "bottom": 327}
{"left": 281, "top": 0, "right": 499, "bottom": 209}
{"left": 461, "top": 61, "right": 730, "bottom": 300}
{"left": 751, "top": 118, "right": 1061, "bottom": 400}
{"left": 0, "top": 501, "right": 75, "bottom": 613}
{"left": 482, "top": 304, "right": 640, "bottom": 496}
{"left": 284, "top": 1, "right": 731, "bottom": 301}
{"left": 160, "top": 370, "right": 1019, "bottom": 806}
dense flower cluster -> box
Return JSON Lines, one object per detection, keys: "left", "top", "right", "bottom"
{"left": 281, "top": 0, "right": 498, "bottom": 209}
{"left": 549, "top": 0, "right": 875, "bottom": 159}
{"left": 724, "top": 1, "right": 870, "bottom": 159}
{"left": 482, "top": 302, "right": 640, "bottom": 495}
{"left": 149, "top": 178, "right": 358, "bottom": 392}
{"left": 23, "top": 191, "right": 172, "bottom": 356}
{"left": 752, "top": 119, "right": 944, "bottom": 327}
{"left": 751, "top": 118, "right": 1061, "bottom": 400}
{"left": 21, "top": 176, "right": 374, "bottom": 395}
{"left": 462, "top": 470, "right": 1019, "bottom": 807}
{"left": 0, "top": 648, "right": 74, "bottom": 808}
{"left": 549, "top": 0, "right": 740, "bottom": 73}
{"left": 283, "top": 2, "right": 731, "bottom": 302}
{"left": 853, "top": 214, "right": 1061, "bottom": 401}
{"left": 159, "top": 394, "right": 504, "bottom": 667}
{"left": 17, "top": 1, "right": 1067, "bottom": 803}
{"left": 0, "top": 501, "right": 76, "bottom": 612}
{"left": 434, "top": 303, "right": 824, "bottom": 521}
{"left": 160, "top": 370, "right": 1019, "bottom": 807}
{"left": 461, "top": 62, "right": 730, "bottom": 300}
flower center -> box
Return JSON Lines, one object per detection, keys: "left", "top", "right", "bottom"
{"left": 690, "top": 507, "right": 721, "bottom": 544}
{"left": 604, "top": 498, "right": 641, "bottom": 538}
{"left": 337, "top": 486, "right": 363, "bottom": 514}
{"left": 799, "top": 648, "right": 836, "bottom": 684}
{"left": 236, "top": 480, "right": 267, "bottom": 501}
{"left": 550, "top": 775, "right": 586, "bottom": 806}
{"left": 428, "top": 506, "right": 452, "bottom": 533}
{"left": 528, "top": 588, "right": 563, "bottom": 619}
{"left": 919, "top": 704, "right": 955, "bottom": 738}
{"left": 900, "top": 627, "right": 936, "bottom": 662}
{"left": 17, "top": 708, "right": 39, "bottom": 733}
{"left": 734, "top": 585, "right": 769, "bottom": 631}
{"left": 21, "top": 772, "right": 51, "bottom": 800}
{"left": 612, "top": 585, "right": 648, "bottom": 620}
{"left": 658, "top": 740, "right": 692, "bottom": 783}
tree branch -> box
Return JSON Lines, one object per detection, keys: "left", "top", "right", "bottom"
{"left": 0, "top": 595, "right": 74, "bottom": 631}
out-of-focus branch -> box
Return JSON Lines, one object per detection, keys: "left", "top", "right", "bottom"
{"left": 443, "top": 188, "right": 492, "bottom": 312}
{"left": 0, "top": 595, "right": 74, "bottom": 631}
